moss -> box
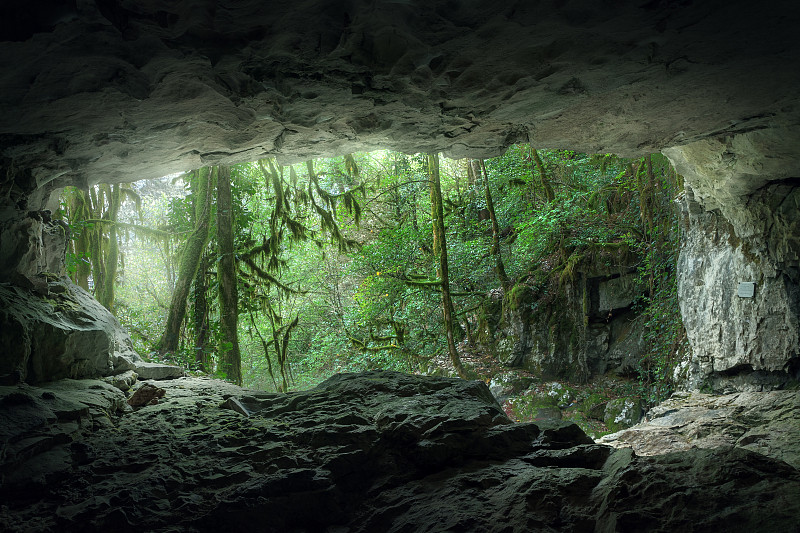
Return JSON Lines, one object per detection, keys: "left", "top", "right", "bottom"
{"left": 603, "top": 397, "right": 643, "bottom": 433}
{"left": 505, "top": 283, "right": 533, "bottom": 312}
{"left": 504, "top": 391, "right": 559, "bottom": 422}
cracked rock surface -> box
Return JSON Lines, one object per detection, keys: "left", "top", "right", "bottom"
{"left": 1, "top": 371, "right": 798, "bottom": 532}
{"left": 598, "top": 389, "right": 800, "bottom": 470}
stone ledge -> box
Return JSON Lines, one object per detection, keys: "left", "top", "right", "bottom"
{"left": 133, "top": 362, "right": 184, "bottom": 381}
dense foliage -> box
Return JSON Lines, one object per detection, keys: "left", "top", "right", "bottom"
{"left": 58, "top": 146, "right": 686, "bottom": 403}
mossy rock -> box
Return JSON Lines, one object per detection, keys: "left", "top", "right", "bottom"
{"left": 603, "top": 397, "right": 643, "bottom": 432}
{"left": 546, "top": 382, "right": 577, "bottom": 409}
{"left": 488, "top": 371, "right": 535, "bottom": 399}
{"left": 505, "top": 283, "right": 535, "bottom": 312}
{"left": 581, "top": 393, "right": 609, "bottom": 420}
{"left": 503, "top": 391, "right": 558, "bottom": 422}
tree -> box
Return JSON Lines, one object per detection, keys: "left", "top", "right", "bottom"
{"left": 192, "top": 249, "right": 211, "bottom": 372}
{"left": 95, "top": 184, "right": 121, "bottom": 310}
{"left": 428, "top": 152, "right": 467, "bottom": 379}
{"left": 216, "top": 165, "right": 242, "bottom": 385}
{"left": 476, "top": 159, "right": 510, "bottom": 291}
{"left": 531, "top": 147, "right": 555, "bottom": 203}
{"left": 157, "top": 167, "right": 215, "bottom": 356}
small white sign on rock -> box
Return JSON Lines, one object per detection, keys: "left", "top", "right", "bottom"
{"left": 737, "top": 282, "right": 755, "bottom": 298}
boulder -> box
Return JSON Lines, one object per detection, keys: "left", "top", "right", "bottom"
{"left": 488, "top": 370, "right": 534, "bottom": 400}
{"left": 101, "top": 369, "right": 137, "bottom": 391}
{"left": 127, "top": 382, "right": 166, "bottom": 407}
{"left": 0, "top": 279, "right": 142, "bottom": 384}
{"left": 602, "top": 397, "right": 644, "bottom": 432}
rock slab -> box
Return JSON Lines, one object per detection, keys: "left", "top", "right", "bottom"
{"left": 598, "top": 389, "right": 800, "bottom": 470}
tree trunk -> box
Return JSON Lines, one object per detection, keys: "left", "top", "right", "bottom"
{"left": 478, "top": 160, "right": 511, "bottom": 290}
{"left": 157, "top": 167, "right": 214, "bottom": 356}
{"left": 428, "top": 153, "right": 467, "bottom": 379}
{"left": 69, "top": 189, "right": 91, "bottom": 290}
{"left": 531, "top": 147, "right": 555, "bottom": 203}
{"left": 96, "top": 184, "right": 121, "bottom": 311}
{"left": 217, "top": 165, "right": 242, "bottom": 385}
{"left": 88, "top": 186, "right": 103, "bottom": 295}
{"left": 193, "top": 251, "right": 210, "bottom": 372}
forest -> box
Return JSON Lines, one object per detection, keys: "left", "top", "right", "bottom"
{"left": 57, "top": 146, "right": 686, "bottom": 433}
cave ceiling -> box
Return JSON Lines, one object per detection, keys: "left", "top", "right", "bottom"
{"left": 1, "top": 0, "right": 799, "bottom": 208}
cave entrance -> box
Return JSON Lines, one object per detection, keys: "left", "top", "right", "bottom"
{"left": 56, "top": 146, "right": 684, "bottom": 435}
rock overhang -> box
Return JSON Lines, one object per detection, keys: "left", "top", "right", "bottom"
{"left": 1, "top": 0, "right": 800, "bottom": 208}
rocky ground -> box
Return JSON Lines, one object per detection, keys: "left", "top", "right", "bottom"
{"left": 1, "top": 371, "right": 799, "bottom": 532}
{"left": 598, "top": 389, "right": 800, "bottom": 469}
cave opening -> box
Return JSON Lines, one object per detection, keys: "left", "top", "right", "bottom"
{"left": 55, "top": 146, "right": 686, "bottom": 433}
{"left": 2, "top": 1, "right": 800, "bottom": 530}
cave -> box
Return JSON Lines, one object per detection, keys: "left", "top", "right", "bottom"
{"left": 1, "top": 1, "right": 800, "bottom": 531}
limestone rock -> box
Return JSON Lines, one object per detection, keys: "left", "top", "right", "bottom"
{"left": 0, "top": 209, "right": 68, "bottom": 284}
{"left": 127, "top": 382, "right": 166, "bottom": 407}
{"left": 597, "top": 274, "right": 639, "bottom": 314}
{"left": 485, "top": 267, "right": 646, "bottom": 381}
{"left": 0, "top": 379, "right": 129, "bottom": 489}
{"left": 547, "top": 381, "right": 577, "bottom": 409}
{"left": 0, "top": 279, "right": 142, "bottom": 384}
{"left": 1, "top": 1, "right": 799, "bottom": 208}
{"left": 674, "top": 188, "right": 800, "bottom": 391}
{"left": 101, "top": 369, "right": 137, "bottom": 391}
{"left": 488, "top": 370, "right": 533, "bottom": 401}
{"left": 2, "top": 371, "right": 797, "bottom": 532}
{"left": 602, "top": 397, "right": 643, "bottom": 433}
{"left": 133, "top": 361, "right": 184, "bottom": 381}
{"left": 592, "top": 445, "right": 800, "bottom": 533}
{"left": 598, "top": 390, "right": 800, "bottom": 469}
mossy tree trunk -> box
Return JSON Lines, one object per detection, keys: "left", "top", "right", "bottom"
{"left": 428, "top": 152, "right": 467, "bottom": 379}
{"left": 477, "top": 159, "right": 510, "bottom": 291}
{"left": 96, "top": 184, "right": 121, "bottom": 311}
{"left": 217, "top": 165, "right": 242, "bottom": 385}
{"left": 158, "top": 166, "right": 215, "bottom": 356}
{"left": 68, "top": 189, "right": 92, "bottom": 290}
{"left": 531, "top": 147, "right": 555, "bottom": 203}
{"left": 193, "top": 249, "right": 210, "bottom": 372}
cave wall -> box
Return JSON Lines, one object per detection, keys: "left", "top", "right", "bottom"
{"left": 1, "top": 0, "right": 800, "bottom": 387}
{"left": 665, "top": 128, "right": 800, "bottom": 391}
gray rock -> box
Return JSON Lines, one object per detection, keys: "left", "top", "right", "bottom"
{"left": 101, "top": 369, "right": 138, "bottom": 391}
{"left": 674, "top": 187, "right": 800, "bottom": 391}
{"left": 0, "top": 379, "right": 129, "bottom": 489}
{"left": 602, "top": 397, "right": 643, "bottom": 432}
{"left": 3, "top": 371, "right": 796, "bottom": 532}
{"left": 0, "top": 2, "right": 797, "bottom": 208}
{"left": 488, "top": 371, "right": 534, "bottom": 400}
{"left": 0, "top": 280, "right": 142, "bottom": 384}
{"left": 127, "top": 382, "right": 166, "bottom": 407}
{"left": 597, "top": 274, "right": 639, "bottom": 314}
{"left": 133, "top": 362, "right": 184, "bottom": 381}
{"left": 598, "top": 389, "right": 800, "bottom": 470}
